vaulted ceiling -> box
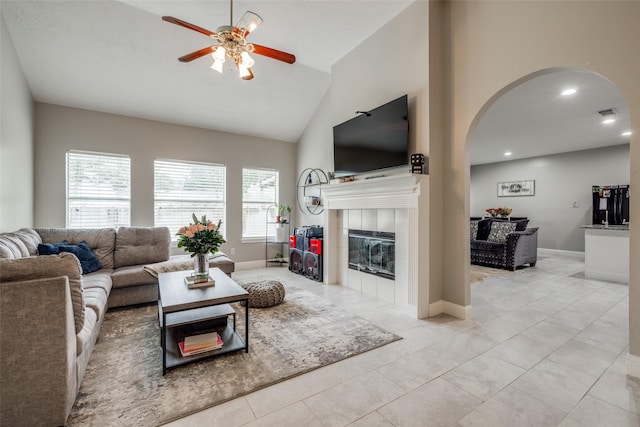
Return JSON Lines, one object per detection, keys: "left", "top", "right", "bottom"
{"left": 1, "top": 0, "right": 413, "bottom": 142}
{"left": 2, "top": 1, "right": 631, "bottom": 164}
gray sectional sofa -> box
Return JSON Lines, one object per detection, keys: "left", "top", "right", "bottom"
{"left": 0, "top": 226, "right": 234, "bottom": 426}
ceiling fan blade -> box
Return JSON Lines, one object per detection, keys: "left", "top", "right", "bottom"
{"left": 251, "top": 44, "right": 296, "bottom": 64}
{"left": 178, "top": 46, "right": 215, "bottom": 63}
{"left": 234, "top": 11, "right": 263, "bottom": 38}
{"left": 162, "top": 16, "right": 217, "bottom": 38}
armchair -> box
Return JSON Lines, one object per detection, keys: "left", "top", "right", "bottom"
{"left": 470, "top": 218, "right": 538, "bottom": 270}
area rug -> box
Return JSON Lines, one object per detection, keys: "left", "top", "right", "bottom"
{"left": 66, "top": 285, "right": 401, "bottom": 426}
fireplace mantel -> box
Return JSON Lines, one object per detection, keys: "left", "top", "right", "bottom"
{"left": 322, "top": 174, "right": 430, "bottom": 318}
{"left": 322, "top": 174, "right": 425, "bottom": 210}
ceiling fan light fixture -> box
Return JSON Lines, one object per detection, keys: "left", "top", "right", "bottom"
{"left": 240, "top": 51, "right": 255, "bottom": 68}
{"left": 213, "top": 46, "right": 227, "bottom": 62}
{"left": 211, "top": 60, "right": 224, "bottom": 73}
{"left": 234, "top": 11, "right": 263, "bottom": 38}
{"left": 238, "top": 62, "right": 252, "bottom": 78}
{"left": 162, "top": 2, "right": 295, "bottom": 81}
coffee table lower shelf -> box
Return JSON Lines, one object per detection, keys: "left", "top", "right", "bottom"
{"left": 160, "top": 302, "right": 248, "bottom": 374}
{"left": 164, "top": 321, "right": 247, "bottom": 371}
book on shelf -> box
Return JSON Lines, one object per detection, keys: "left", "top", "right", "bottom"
{"left": 184, "top": 332, "right": 219, "bottom": 351}
{"left": 178, "top": 332, "right": 224, "bottom": 357}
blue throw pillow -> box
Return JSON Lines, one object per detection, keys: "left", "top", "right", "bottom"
{"left": 38, "top": 240, "right": 69, "bottom": 255}
{"left": 58, "top": 241, "right": 102, "bottom": 274}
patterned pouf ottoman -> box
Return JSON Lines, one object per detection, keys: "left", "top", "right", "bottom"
{"left": 240, "top": 280, "right": 286, "bottom": 308}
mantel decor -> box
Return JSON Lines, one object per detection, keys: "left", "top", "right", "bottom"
{"left": 497, "top": 180, "right": 535, "bottom": 197}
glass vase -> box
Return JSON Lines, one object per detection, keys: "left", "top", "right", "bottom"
{"left": 193, "top": 252, "right": 209, "bottom": 283}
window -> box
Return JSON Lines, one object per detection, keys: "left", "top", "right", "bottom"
{"left": 154, "top": 159, "right": 226, "bottom": 239}
{"left": 66, "top": 150, "right": 131, "bottom": 228}
{"left": 242, "top": 168, "right": 279, "bottom": 239}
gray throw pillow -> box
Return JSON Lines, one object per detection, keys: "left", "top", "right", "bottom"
{"left": 487, "top": 222, "right": 517, "bottom": 243}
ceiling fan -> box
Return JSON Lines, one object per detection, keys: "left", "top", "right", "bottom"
{"left": 162, "top": 0, "right": 296, "bottom": 81}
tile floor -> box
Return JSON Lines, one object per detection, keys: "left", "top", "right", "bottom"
{"left": 166, "top": 251, "right": 640, "bottom": 426}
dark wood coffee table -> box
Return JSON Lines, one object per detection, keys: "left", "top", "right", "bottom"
{"left": 158, "top": 267, "right": 249, "bottom": 375}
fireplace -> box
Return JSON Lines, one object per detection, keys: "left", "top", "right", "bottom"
{"left": 322, "top": 174, "right": 433, "bottom": 319}
{"left": 348, "top": 229, "right": 395, "bottom": 280}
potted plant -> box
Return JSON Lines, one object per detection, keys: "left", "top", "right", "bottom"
{"left": 276, "top": 204, "right": 291, "bottom": 223}
{"left": 176, "top": 214, "right": 226, "bottom": 282}
{"left": 485, "top": 207, "right": 512, "bottom": 218}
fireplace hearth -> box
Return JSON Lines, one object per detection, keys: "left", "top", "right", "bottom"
{"left": 348, "top": 229, "right": 395, "bottom": 280}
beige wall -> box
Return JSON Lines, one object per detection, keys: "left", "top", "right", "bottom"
{"left": 296, "top": 1, "right": 444, "bottom": 303}
{"left": 444, "top": 0, "right": 639, "bottom": 355}
{"left": 34, "top": 103, "right": 297, "bottom": 263}
{"left": 296, "top": 87, "right": 333, "bottom": 227}
{"left": 0, "top": 15, "right": 34, "bottom": 232}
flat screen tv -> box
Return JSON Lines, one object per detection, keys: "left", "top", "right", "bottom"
{"left": 333, "top": 94, "right": 409, "bottom": 176}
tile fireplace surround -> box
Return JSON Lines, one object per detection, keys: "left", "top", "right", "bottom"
{"left": 322, "top": 174, "right": 431, "bottom": 318}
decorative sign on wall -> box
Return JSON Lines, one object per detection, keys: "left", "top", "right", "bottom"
{"left": 497, "top": 180, "right": 535, "bottom": 197}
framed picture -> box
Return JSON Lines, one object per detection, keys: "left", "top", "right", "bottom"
{"left": 497, "top": 180, "right": 535, "bottom": 197}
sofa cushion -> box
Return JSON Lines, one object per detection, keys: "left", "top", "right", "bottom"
{"left": 513, "top": 219, "right": 530, "bottom": 231}
{"left": 111, "top": 264, "right": 157, "bottom": 289}
{"left": 0, "top": 228, "right": 42, "bottom": 259}
{"left": 36, "top": 228, "right": 116, "bottom": 269}
{"left": 476, "top": 219, "right": 493, "bottom": 241}
{"left": 470, "top": 221, "right": 479, "bottom": 240}
{"left": 114, "top": 227, "right": 171, "bottom": 268}
{"left": 83, "top": 271, "right": 113, "bottom": 292}
{"left": 75, "top": 307, "right": 97, "bottom": 357}
{"left": 0, "top": 252, "right": 85, "bottom": 334}
{"left": 487, "top": 222, "right": 517, "bottom": 243}
{"left": 59, "top": 242, "right": 102, "bottom": 274}
{"left": 143, "top": 253, "right": 235, "bottom": 277}
{"left": 493, "top": 218, "right": 529, "bottom": 231}
{"left": 83, "top": 287, "right": 108, "bottom": 320}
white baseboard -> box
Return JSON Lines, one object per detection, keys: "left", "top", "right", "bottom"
{"left": 429, "top": 300, "right": 444, "bottom": 316}
{"left": 538, "top": 248, "right": 585, "bottom": 260}
{"left": 428, "top": 300, "right": 472, "bottom": 320}
{"left": 444, "top": 301, "right": 472, "bottom": 320}
{"left": 626, "top": 353, "right": 640, "bottom": 379}
{"left": 235, "top": 260, "right": 267, "bottom": 271}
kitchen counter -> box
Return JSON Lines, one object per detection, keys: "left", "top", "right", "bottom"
{"left": 581, "top": 225, "right": 629, "bottom": 284}
{"left": 581, "top": 224, "right": 629, "bottom": 231}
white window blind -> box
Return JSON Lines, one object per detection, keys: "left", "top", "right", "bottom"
{"left": 66, "top": 150, "right": 131, "bottom": 228}
{"left": 242, "top": 168, "right": 279, "bottom": 238}
{"left": 154, "top": 159, "right": 226, "bottom": 239}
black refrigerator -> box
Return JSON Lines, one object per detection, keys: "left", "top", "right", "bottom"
{"left": 592, "top": 185, "right": 630, "bottom": 225}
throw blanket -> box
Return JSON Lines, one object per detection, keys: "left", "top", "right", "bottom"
{"left": 144, "top": 252, "right": 227, "bottom": 278}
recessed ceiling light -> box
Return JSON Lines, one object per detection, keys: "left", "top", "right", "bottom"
{"left": 561, "top": 88, "right": 577, "bottom": 96}
{"left": 504, "top": 152, "right": 512, "bottom": 156}
{"left": 622, "top": 131, "right": 632, "bottom": 136}
{"left": 602, "top": 118, "right": 616, "bottom": 125}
